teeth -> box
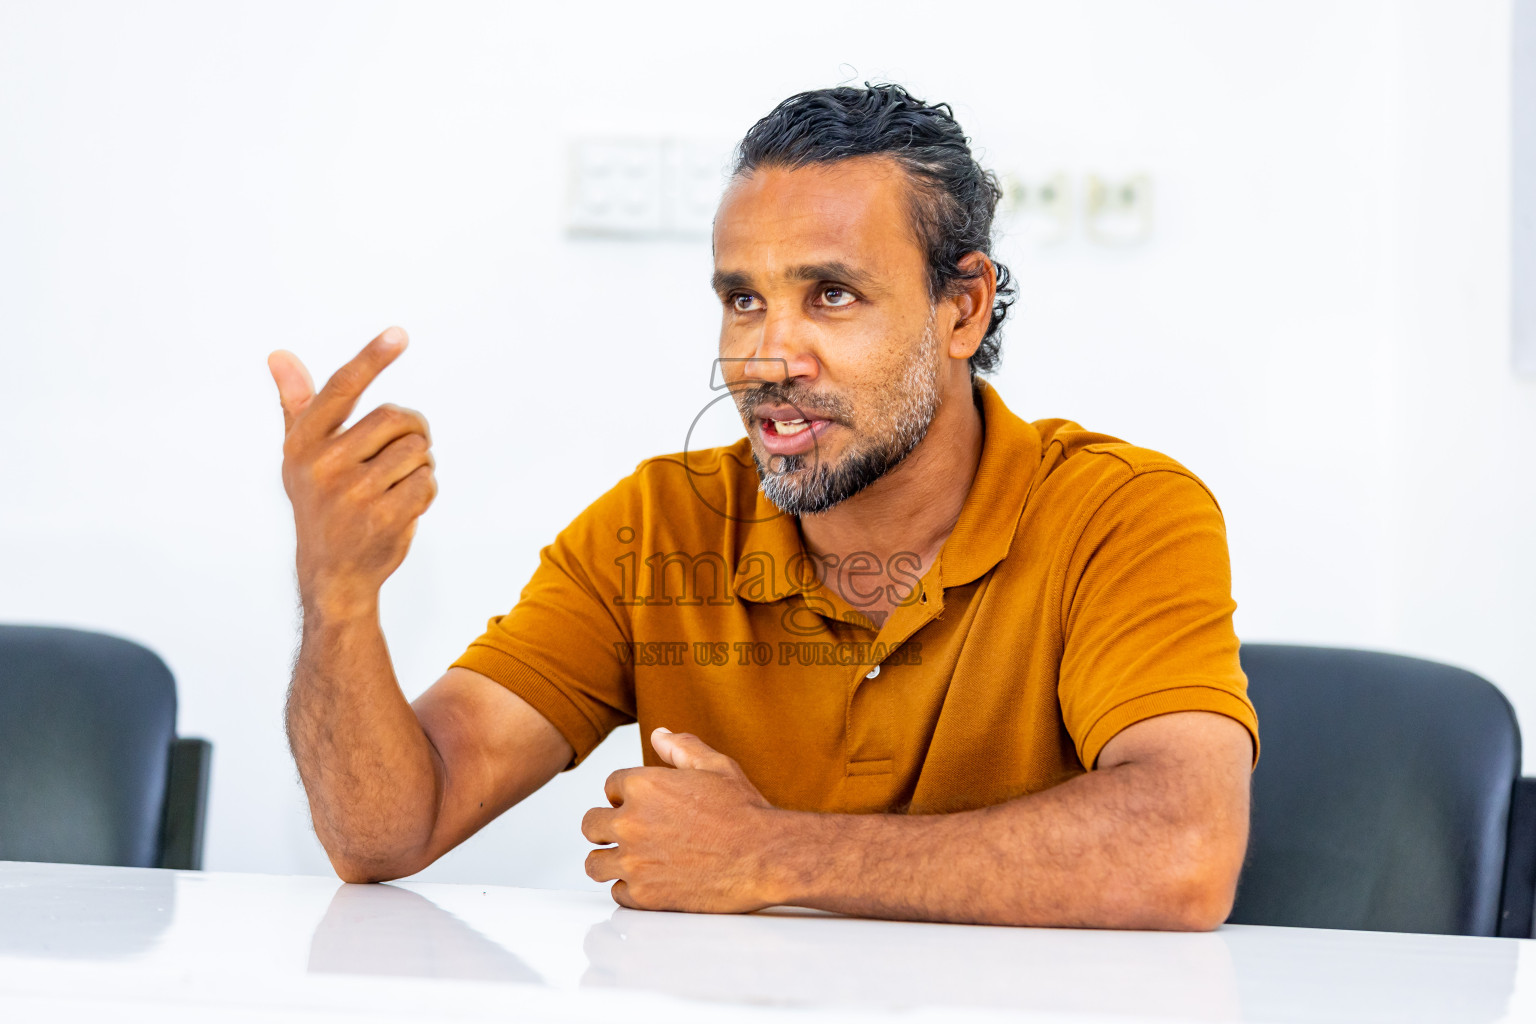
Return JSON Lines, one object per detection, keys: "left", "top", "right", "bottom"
{"left": 772, "top": 418, "right": 809, "bottom": 435}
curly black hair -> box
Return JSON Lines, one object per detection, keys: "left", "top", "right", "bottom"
{"left": 731, "top": 83, "right": 1015, "bottom": 376}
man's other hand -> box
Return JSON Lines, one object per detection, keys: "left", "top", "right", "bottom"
{"left": 582, "top": 728, "right": 781, "bottom": 912}
{"left": 268, "top": 327, "right": 437, "bottom": 617}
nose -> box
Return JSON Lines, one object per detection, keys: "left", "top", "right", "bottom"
{"left": 724, "top": 307, "right": 820, "bottom": 388}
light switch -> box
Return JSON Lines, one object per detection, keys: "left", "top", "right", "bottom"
{"left": 1083, "top": 173, "right": 1154, "bottom": 245}
{"left": 565, "top": 139, "right": 664, "bottom": 237}
{"left": 661, "top": 140, "right": 727, "bottom": 238}
{"left": 998, "top": 172, "right": 1073, "bottom": 244}
{"left": 566, "top": 137, "right": 728, "bottom": 239}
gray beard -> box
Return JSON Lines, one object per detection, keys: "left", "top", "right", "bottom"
{"left": 753, "top": 317, "right": 944, "bottom": 516}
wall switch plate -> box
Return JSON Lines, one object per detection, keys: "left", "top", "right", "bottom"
{"left": 566, "top": 137, "right": 727, "bottom": 239}
{"left": 661, "top": 140, "right": 726, "bottom": 238}
{"left": 565, "top": 139, "right": 665, "bottom": 237}
{"left": 1083, "top": 173, "right": 1154, "bottom": 245}
{"left": 998, "top": 172, "right": 1073, "bottom": 244}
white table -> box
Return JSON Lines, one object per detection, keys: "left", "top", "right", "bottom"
{"left": 0, "top": 861, "right": 1531, "bottom": 1023}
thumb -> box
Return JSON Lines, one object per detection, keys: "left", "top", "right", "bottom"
{"left": 651, "top": 727, "right": 731, "bottom": 773}
{"left": 267, "top": 349, "right": 316, "bottom": 434}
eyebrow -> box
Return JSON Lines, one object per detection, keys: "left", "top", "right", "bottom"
{"left": 711, "top": 269, "right": 752, "bottom": 295}
{"left": 711, "top": 261, "right": 877, "bottom": 295}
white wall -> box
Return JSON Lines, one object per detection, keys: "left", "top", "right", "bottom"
{"left": 1387, "top": 2, "right": 1535, "bottom": 755}
{"left": 0, "top": 0, "right": 1528, "bottom": 887}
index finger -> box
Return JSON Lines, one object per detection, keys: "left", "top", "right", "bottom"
{"left": 603, "top": 767, "right": 648, "bottom": 807}
{"left": 292, "top": 326, "right": 409, "bottom": 444}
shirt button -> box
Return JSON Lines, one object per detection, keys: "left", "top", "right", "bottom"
{"left": 865, "top": 664, "right": 881, "bottom": 680}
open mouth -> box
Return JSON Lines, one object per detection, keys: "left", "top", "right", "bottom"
{"left": 766, "top": 417, "right": 813, "bottom": 436}
{"left": 756, "top": 412, "right": 835, "bottom": 457}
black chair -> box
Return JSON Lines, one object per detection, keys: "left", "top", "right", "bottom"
{"left": 0, "top": 624, "right": 211, "bottom": 869}
{"left": 1228, "top": 643, "right": 1536, "bottom": 937}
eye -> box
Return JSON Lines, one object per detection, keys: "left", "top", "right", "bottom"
{"left": 731, "top": 293, "right": 764, "bottom": 313}
{"left": 821, "top": 286, "right": 856, "bottom": 308}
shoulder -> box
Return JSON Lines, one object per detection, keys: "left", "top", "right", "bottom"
{"left": 1029, "top": 418, "right": 1222, "bottom": 516}
{"left": 632, "top": 439, "right": 760, "bottom": 515}
{"left": 1026, "top": 417, "right": 1228, "bottom": 549}
{"left": 568, "top": 439, "right": 761, "bottom": 545}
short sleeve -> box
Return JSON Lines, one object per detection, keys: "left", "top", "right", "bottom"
{"left": 1057, "top": 468, "right": 1259, "bottom": 770}
{"left": 449, "top": 477, "right": 639, "bottom": 769}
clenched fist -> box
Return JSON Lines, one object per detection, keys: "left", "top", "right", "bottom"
{"left": 582, "top": 728, "right": 786, "bottom": 913}
{"left": 268, "top": 327, "right": 437, "bottom": 617}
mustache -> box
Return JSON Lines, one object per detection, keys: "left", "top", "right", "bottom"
{"left": 731, "top": 381, "right": 853, "bottom": 424}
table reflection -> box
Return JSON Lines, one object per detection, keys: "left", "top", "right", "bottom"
{"left": 0, "top": 861, "right": 174, "bottom": 959}
{"left": 579, "top": 908, "right": 1519, "bottom": 1023}
{"left": 581, "top": 907, "right": 1243, "bottom": 1018}
{"left": 307, "top": 882, "right": 544, "bottom": 985}
{"left": 295, "top": 878, "right": 1521, "bottom": 1023}
{"left": 1222, "top": 925, "right": 1518, "bottom": 1024}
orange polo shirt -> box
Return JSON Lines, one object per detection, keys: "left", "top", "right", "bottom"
{"left": 450, "top": 378, "right": 1258, "bottom": 814}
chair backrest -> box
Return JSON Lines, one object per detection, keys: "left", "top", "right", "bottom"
{"left": 0, "top": 625, "right": 199, "bottom": 868}
{"left": 1228, "top": 643, "right": 1522, "bottom": 936}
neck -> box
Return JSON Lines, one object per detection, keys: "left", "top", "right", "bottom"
{"left": 797, "top": 370, "right": 985, "bottom": 596}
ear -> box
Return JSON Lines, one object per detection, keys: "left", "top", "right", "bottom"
{"left": 944, "top": 252, "right": 998, "bottom": 362}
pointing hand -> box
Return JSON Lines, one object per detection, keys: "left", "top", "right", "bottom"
{"left": 268, "top": 327, "right": 437, "bottom": 617}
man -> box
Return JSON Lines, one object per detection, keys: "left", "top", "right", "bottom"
{"left": 269, "top": 84, "right": 1258, "bottom": 930}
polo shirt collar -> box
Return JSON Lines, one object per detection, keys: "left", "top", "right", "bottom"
{"left": 730, "top": 484, "right": 807, "bottom": 602}
{"left": 728, "top": 377, "right": 1041, "bottom": 600}
{"left": 937, "top": 377, "right": 1042, "bottom": 588}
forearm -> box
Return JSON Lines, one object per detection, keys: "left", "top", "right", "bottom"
{"left": 285, "top": 594, "right": 442, "bottom": 882}
{"left": 764, "top": 762, "right": 1244, "bottom": 930}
